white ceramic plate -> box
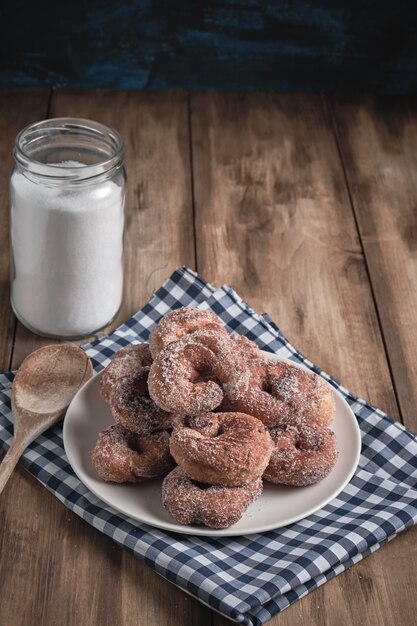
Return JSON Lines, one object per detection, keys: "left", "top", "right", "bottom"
{"left": 63, "top": 352, "right": 361, "bottom": 536}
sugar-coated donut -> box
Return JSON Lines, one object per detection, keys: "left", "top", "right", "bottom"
{"left": 149, "top": 307, "right": 227, "bottom": 358}
{"left": 162, "top": 466, "right": 263, "bottom": 529}
{"left": 220, "top": 334, "right": 266, "bottom": 411}
{"left": 148, "top": 329, "right": 251, "bottom": 415}
{"left": 263, "top": 422, "right": 338, "bottom": 486}
{"left": 100, "top": 343, "right": 152, "bottom": 404}
{"left": 92, "top": 424, "right": 175, "bottom": 483}
{"left": 100, "top": 344, "right": 173, "bottom": 435}
{"left": 224, "top": 358, "right": 335, "bottom": 428}
{"left": 230, "top": 333, "right": 266, "bottom": 368}
{"left": 94, "top": 310, "right": 340, "bottom": 528}
{"left": 169, "top": 412, "right": 273, "bottom": 486}
{"left": 267, "top": 361, "right": 335, "bottom": 427}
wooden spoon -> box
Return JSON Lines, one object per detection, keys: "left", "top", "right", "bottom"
{"left": 0, "top": 344, "right": 93, "bottom": 494}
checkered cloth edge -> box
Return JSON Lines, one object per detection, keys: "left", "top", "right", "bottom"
{"left": 1, "top": 267, "right": 417, "bottom": 626}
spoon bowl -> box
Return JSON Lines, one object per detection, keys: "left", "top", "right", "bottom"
{"left": 0, "top": 344, "right": 92, "bottom": 494}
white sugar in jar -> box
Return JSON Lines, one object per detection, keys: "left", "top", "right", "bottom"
{"left": 10, "top": 118, "right": 126, "bottom": 338}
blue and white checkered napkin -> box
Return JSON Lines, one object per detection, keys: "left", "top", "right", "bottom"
{"left": 1, "top": 267, "right": 417, "bottom": 626}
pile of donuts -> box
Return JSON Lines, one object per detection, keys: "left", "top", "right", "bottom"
{"left": 92, "top": 307, "right": 338, "bottom": 529}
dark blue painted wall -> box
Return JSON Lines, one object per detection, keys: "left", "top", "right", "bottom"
{"left": 1, "top": 0, "right": 416, "bottom": 92}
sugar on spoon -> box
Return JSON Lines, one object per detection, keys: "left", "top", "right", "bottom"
{"left": 0, "top": 344, "right": 92, "bottom": 494}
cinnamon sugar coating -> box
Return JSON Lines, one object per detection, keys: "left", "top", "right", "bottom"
{"left": 263, "top": 422, "right": 338, "bottom": 486}
{"left": 100, "top": 344, "right": 152, "bottom": 404}
{"left": 224, "top": 358, "right": 335, "bottom": 428}
{"left": 94, "top": 313, "right": 339, "bottom": 525}
{"left": 220, "top": 335, "right": 266, "bottom": 411}
{"left": 149, "top": 307, "right": 226, "bottom": 358}
{"left": 230, "top": 333, "right": 266, "bottom": 368}
{"left": 148, "top": 329, "right": 251, "bottom": 415}
{"left": 91, "top": 424, "right": 175, "bottom": 483}
{"left": 170, "top": 412, "right": 273, "bottom": 486}
{"left": 100, "top": 343, "right": 172, "bottom": 435}
{"left": 162, "top": 466, "right": 263, "bottom": 529}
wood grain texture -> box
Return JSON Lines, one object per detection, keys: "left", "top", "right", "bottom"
{"left": 190, "top": 91, "right": 416, "bottom": 626}
{"left": 0, "top": 470, "right": 125, "bottom": 625}
{"left": 191, "top": 91, "right": 397, "bottom": 416}
{"left": 329, "top": 95, "right": 417, "bottom": 432}
{"left": 0, "top": 89, "right": 49, "bottom": 372}
{"left": 1, "top": 89, "right": 205, "bottom": 626}
{"left": 2, "top": 89, "right": 417, "bottom": 626}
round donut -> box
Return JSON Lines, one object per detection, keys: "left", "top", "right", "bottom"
{"left": 263, "top": 422, "right": 338, "bottom": 486}
{"left": 169, "top": 412, "right": 272, "bottom": 486}
{"left": 100, "top": 344, "right": 172, "bottom": 435}
{"left": 92, "top": 424, "right": 175, "bottom": 483}
{"left": 224, "top": 359, "right": 335, "bottom": 428}
{"left": 148, "top": 329, "right": 251, "bottom": 415}
{"left": 162, "top": 466, "right": 263, "bottom": 529}
{"left": 149, "top": 307, "right": 227, "bottom": 358}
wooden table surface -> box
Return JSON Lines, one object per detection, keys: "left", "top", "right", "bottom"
{"left": 1, "top": 89, "right": 417, "bottom": 626}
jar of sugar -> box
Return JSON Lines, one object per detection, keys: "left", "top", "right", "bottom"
{"left": 10, "top": 118, "right": 126, "bottom": 338}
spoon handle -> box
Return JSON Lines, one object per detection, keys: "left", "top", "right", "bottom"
{"left": 0, "top": 438, "right": 30, "bottom": 495}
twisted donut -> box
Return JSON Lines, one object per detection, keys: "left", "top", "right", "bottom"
{"left": 220, "top": 334, "right": 267, "bottom": 412}
{"left": 263, "top": 422, "right": 338, "bottom": 486}
{"left": 92, "top": 424, "right": 175, "bottom": 483}
{"left": 230, "top": 333, "right": 266, "bottom": 367}
{"left": 100, "top": 343, "right": 152, "bottom": 404}
{"left": 100, "top": 344, "right": 172, "bottom": 436}
{"left": 162, "top": 466, "right": 263, "bottom": 529}
{"left": 225, "top": 358, "right": 335, "bottom": 428}
{"left": 149, "top": 307, "right": 226, "bottom": 358}
{"left": 169, "top": 412, "right": 272, "bottom": 486}
{"left": 148, "top": 329, "right": 251, "bottom": 415}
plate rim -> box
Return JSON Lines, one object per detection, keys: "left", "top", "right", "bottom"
{"left": 63, "top": 351, "right": 362, "bottom": 537}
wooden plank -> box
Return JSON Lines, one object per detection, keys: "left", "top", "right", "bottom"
{"left": 1, "top": 89, "right": 205, "bottom": 626}
{"left": 0, "top": 473, "right": 125, "bottom": 625}
{"left": 190, "top": 92, "right": 415, "bottom": 626}
{"left": 0, "top": 89, "right": 49, "bottom": 372}
{"left": 328, "top": 95, "right": 417, "bottom": 432}
{"left": 191, "top": 92, "right": 397, "bottom": 416}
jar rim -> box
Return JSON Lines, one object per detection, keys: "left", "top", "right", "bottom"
{"left": 14, "top": 117, "right": 124, "bottom": 181}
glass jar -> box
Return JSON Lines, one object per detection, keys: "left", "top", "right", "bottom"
{"left": 10, "top": 117, "right": 126, "bottom": 338}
